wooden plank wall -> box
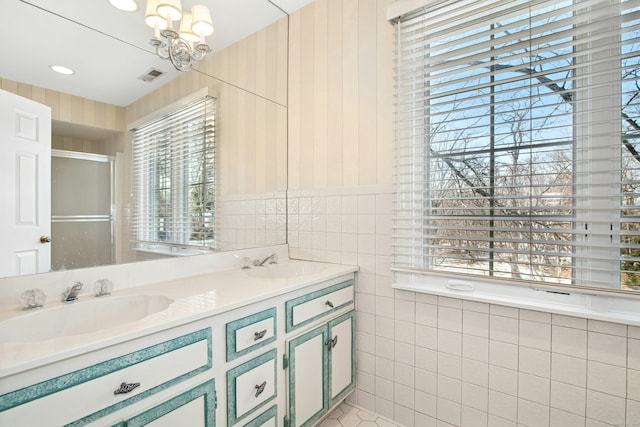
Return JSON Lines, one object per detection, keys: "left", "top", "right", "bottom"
{"left": 288, "top": 0, "right": 395, "bottom": 191}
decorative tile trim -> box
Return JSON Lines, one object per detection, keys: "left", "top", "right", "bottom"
{"left": 288, "top": 324, "right": 329, "bottom": 427}
{"left": 226, "top": 307, "right": 277, "bottom": 362}
{"left": 0, "top": 328, "right": 212, "bottom": 426}
{"left": 122, "top": 379, "right": 216, "bottom": 427}
{"left": 285, "top": 280, "right": 354, "bottom": 333}
{"left": 227, "top": 348, "right": 278, "bottom": 427}
{"left": 242, "top": 404, "right": 277, "bottom": 427}
{"left": 328, "top": 310, "right": 356, "bottom": 407}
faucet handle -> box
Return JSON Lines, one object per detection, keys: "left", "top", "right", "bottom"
{"left": 269, "top": 254, "right": 278, "bottom": 264}
{"left": 94, "top": 279, "right": 113, "bottom": 297}
{"left": 20, "top": 289, "right": 46, "bottom": 310}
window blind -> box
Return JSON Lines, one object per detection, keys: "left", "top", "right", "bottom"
{"left": 394, "top": 0, "right": 640, "bottom": 292}
{"left": 132, "top": 96, "right": 215, "bottom": 251}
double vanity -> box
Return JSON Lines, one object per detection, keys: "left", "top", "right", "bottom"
{"left": 0, "top": 246, "right": 358, "bottom": 427}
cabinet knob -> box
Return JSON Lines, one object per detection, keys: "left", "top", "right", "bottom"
{"left": 325, "top": 300, "right": 334, "bottom": 308}
{"left": 254, "top": 381, "right": 267, "bottom": 397}
{"left": 114, "top": 382, "right": 141, "bottom": 395}
{"left": 254, "top": 329, "right": 268, "bottom": 341}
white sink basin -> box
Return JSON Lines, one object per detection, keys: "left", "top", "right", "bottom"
{"left": 248, "top": 262, "right": 327, "bottom": 279}
{"left": 0, "top": 295, "right": 173, "bottom": 343}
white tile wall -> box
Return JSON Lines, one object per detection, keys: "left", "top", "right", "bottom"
{"left": 288, "top": 185, "right": 640, "bottom": 427}
{"left": 216, "top": 192, "right": 287, "bottom": 251}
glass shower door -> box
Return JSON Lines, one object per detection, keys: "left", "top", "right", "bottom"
{"left": 51, "top": 150, "right": 114, "bottom": 271}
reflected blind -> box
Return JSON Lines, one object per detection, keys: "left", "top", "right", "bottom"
{"left": 394, "top": 0, "right": 640, "bottom": 291}
{"left": 132, "top": 97, "right": 216, "bottom": 250}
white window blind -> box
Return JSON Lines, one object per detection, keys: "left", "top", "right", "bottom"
{"left": 132, "top": 96, "right": 216, "bottom": 251}
{"left": 394, "top": 0, "right": 640, "bottom": 292}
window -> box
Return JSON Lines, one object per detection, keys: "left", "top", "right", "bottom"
{"left": 132, "top": 97, "right": 216, "bottom": 253}
{"left": 394, "top": 0, "right": 640, "bottom": 292}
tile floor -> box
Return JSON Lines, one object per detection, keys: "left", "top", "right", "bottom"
{"left": 317, "top": 402, "right": 402, "bottom": 427}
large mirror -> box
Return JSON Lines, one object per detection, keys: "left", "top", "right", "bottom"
{"left": 0, "top": 0, "right": 293, "bottom": 279}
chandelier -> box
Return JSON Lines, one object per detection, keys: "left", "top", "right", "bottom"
{"left": 144, "top": 0, "right": 214, "bottom": 72}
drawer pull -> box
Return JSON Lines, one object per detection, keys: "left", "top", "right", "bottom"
{"left": 325, "top": 300, "right": 334, "bottom": 308}
{"left": 254, "top": 329, "right": 268, "bottom": 341}
{"left": 255, "top": 381, "right": 267, "bottom": 397}
{"left": 114, "top": 382, "right": 140, "bottom": 395}
{"left": 325, "top": 336, "right": 338, "bottom": 350}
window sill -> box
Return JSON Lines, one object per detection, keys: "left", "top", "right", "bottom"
{"left": 135, "top": 246, "right": 212, "bottom": 257}
{"left": 393, "top": 273, "right": 640, "bottom": 327}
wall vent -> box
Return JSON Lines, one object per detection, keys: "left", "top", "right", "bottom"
{"left": 138, "top": 68, "right": 164, "bottom": 82}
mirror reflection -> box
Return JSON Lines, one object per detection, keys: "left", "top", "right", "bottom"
{"left": 0, "top": 0, "right": 289, "bottom": 279}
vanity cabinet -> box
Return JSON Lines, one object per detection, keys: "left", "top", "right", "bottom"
{"left": 285, "top": 310, "right": 355, "bottom": 427}
{"left": 226, "top": 349, "right": 277, "bottom": 426}
{"left": 283, "top": 278, "right": 355, "bottom": 427}
{"left": 0, "top": 266, "right": 358, "bottom": 427}
{"left": 226, "top": 308, "right": 277, "bottom": 362}
{"left": 241, "top": 405, "right": 277, "bottom": 427}
{"left": 0, "top": 328, "right": 213, "bottom": 427}
{"left": 112, "top": 379, "right": 216, "bottom": 427}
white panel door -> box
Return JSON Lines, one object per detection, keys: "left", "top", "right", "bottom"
{"left": 0, "top": 89, "right": 51, "bottom": 277}
{"left": 288, "top": 325, "right": 327, "bottom": 427}
{"left": 329, "top": 312, "right": 355, "bottom": 404}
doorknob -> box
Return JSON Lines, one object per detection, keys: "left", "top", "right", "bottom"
{"left": 40, "top": 236, "right": 51, "bottom": 244}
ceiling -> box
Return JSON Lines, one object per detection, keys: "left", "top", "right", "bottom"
{"left": 1, "top": 0, "right": 313, "bottom": 107}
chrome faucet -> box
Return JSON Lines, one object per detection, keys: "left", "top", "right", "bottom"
{"left": 254, "top": 253, "right": 278, "bottom": 267}
{"left": 62, "top": 282, "right": 84, "bottom": 303}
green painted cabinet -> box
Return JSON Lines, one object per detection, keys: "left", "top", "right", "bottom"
{"left": 226, "top": 349, "right": 278, "bottom": 427}
{"left": 0, "top": 329, "right": 212, "bottom": 427}
{"left": 286, "top": 310, "right": 355, "bottom": 427}
{"left": 114, "top": 380, "right": 216, "bottom": 427}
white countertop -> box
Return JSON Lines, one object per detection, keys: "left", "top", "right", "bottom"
{"left": 0, "top": 260, "right": 358, "bottom": 379}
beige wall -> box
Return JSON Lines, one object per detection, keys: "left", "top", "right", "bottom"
{"left": 287, "top": 3, "right": 640, "bottom": 427}
{"left": 287, "top": 0, "right": 398, "bottom": 421}
{"left": 0, "top": 78, "right": 125, "bottom": 133}
{"left": 288, "top": 0, "right": 395, "bottom": 191}
{"left": 51, "top": 135, "right": 116, "bottom": 155}
{"left": 126, "top": 18, "right": 288, "bottom": 197}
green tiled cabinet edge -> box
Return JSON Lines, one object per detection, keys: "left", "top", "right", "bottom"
{"left": 285, "top": 279, "right": 353, "bottom": 333}
{"left": 226, "top": 307, "right": 277, "bottom": 362}
{"left": 287, "top": 310, "right": 355, "bottom": 427}
{"left": 111, "top": 379, "right": 216, "bottom": 427}
{"left": 242, "top": 405, "right": 277, "bottom": 427}
{"left": 0, "top": 328, "right": 212, "bottom": 427}
{"left": 226, "top": 348, "right": 278, "bottom": 427}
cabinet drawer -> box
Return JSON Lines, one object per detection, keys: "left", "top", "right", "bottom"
{"left": 242, "top": 405, "right": 277, "bottom": 427}
{"left": 285, "top": 280, "right": 354, "bottom": 332}
{"left": 227, "top": 349, "right": 277, "bottom": 426}
{"left": 121, "top": 379, "right": 216, "bottom": 427}
{"left": 226, "top": 308, "right": 277, "bottom": 361}
{"left": 0, "top": 329, "right": 212, "bottom": 427}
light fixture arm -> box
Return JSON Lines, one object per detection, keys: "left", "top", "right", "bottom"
{"left": 144, "top": 1, "right": 213, "bottom": 72}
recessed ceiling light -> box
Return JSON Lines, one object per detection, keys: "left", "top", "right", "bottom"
{"left": 50, "top": 65, "right": 74, "bottom": 75}
{"left": 109, "top": 0, "right": 138, "bottom": 12}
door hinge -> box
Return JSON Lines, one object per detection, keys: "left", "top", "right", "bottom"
{"left": 283, "top": 354, "right": 289, "bottom": 369}
{"left": 214, "top": 394, "right": 218, "bottom": 409}
{"left": 284, "top": 416, "right": 290, "bottom": 427}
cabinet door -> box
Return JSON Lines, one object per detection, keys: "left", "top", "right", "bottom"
{"left": 328, "top": 311, "right": 355, "bottom": 407}
{"left": 287, "top": 325, "right": 328, "bottom": 427}
{"left": 122, "top": 380, "right": 216, "bottom": 427}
